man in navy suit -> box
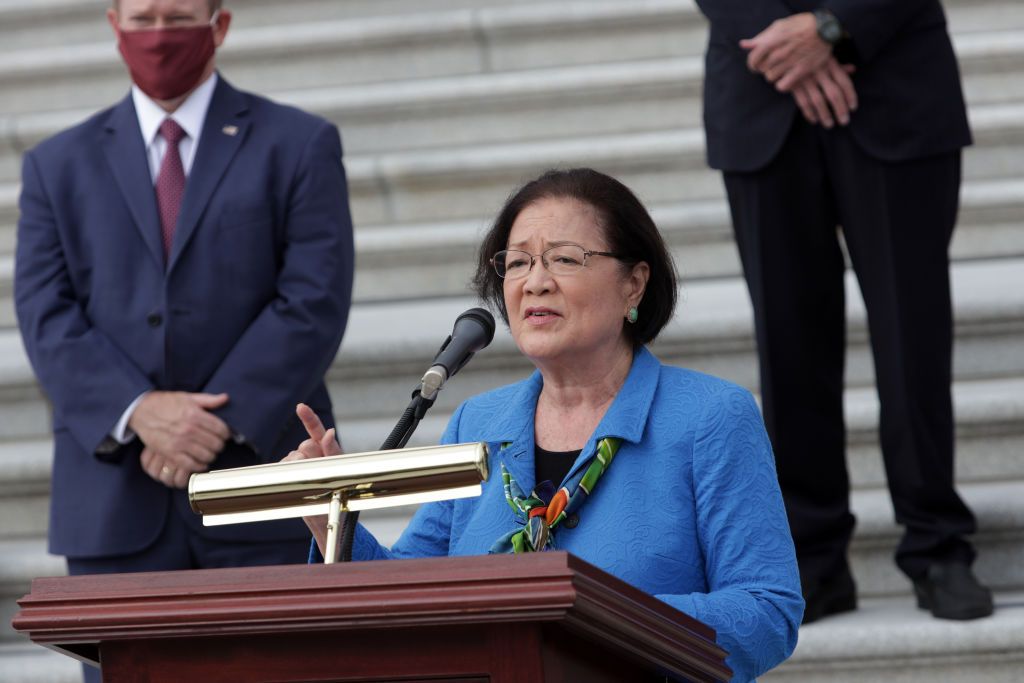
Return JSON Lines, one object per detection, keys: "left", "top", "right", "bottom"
{"left": 14, "top": 2, "right": 353, "bottom": 677}
{"left": 694, "top": 0, "right": 993, "bottom": 623}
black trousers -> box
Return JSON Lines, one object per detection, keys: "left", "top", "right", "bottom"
{"left": 723, "top": 119, "right": 976, "bottom": 587}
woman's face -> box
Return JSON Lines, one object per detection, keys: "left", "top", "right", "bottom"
{"left": 502, "top": 196, "right": 648, "bottom": 370}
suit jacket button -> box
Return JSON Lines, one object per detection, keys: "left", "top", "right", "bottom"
{"left": 564, "top": 514, "right": 579, "bottom": 529}
{"left": 147, "top": 313, "right": 163, "bottom": 327}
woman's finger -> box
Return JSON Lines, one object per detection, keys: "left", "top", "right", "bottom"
{"left": 321, "top": 427, "right": 343, "bottom": 456}
{"left": 296, "top": 403, "right": 327, "bottom": 442}
{"left": 297, "top": 438, "right": 323, "bottom": 459}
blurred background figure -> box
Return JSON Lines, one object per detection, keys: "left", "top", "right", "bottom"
{"left": 693, "top": 0, "right": 992, "bottom": 624}
{"left": 13, "top": 1, "right": 353, "bottom": 679}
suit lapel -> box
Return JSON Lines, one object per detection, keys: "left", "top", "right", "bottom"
{"left": 167, "top": 77, "right": 250, "bottom": 273}
{"left": 484, "top": 375, "right": 543, "bottom": 496}
{"left": 100, "top": 95, "right": 165, "bottom": 270}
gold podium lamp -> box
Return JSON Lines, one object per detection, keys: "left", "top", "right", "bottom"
{"left": 189, "top": 443, "right": 489, "bottom": 563}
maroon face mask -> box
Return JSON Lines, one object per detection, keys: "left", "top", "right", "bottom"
{"left": 117, "top": 20, "right": 216, "bottom": 101}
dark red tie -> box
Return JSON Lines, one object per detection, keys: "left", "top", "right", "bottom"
{"left": 155, "top": 119, "right": 186, "bottom": 260}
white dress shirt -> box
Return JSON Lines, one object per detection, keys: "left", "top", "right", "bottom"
{"left": 132, "top": 71, "right": 218, "bottom": 182}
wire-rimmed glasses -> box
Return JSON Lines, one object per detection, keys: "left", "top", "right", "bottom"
{"left": 491, "top": 243, "right": 621, "bottom": 279}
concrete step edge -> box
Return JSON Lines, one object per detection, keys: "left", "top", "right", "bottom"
{"left": 3, "top": 99, "right": 1023, "bottom": 197}
{"left": 0, "top": 640, "right": 80, "bottom": 683}
{"left": 0, "top": 0, "right": 700, "bottom": 81}
{"left": 775, "top": 590, "right": 1024, "bottom": 666}
{"left": 3, "top": 177, "right": 1022, "bottom": 256}
{"left": 0, "top": 56, "right": 702, "bottom": 150}
{"left": 0, "top": 538, "right": 63, "bottom": 588}
{"left": 851, "top": 479, "right": 1024, "bottom": 540}
{"left": 1, "top": 372, "right": 1021, "bottom": 483}
{"left": 1, "top": 256, "right": 1022, "bottom": 384}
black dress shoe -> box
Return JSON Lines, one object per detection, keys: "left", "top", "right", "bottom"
{"left": 802, "top": 567, "right": 857, "bottom": 624}
{"left": 913, "top": 561, "right": 994, "bottom": 620}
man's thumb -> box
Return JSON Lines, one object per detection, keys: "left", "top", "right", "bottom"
{"left": 192, "top": 392, "right": 230, "bottom": 409}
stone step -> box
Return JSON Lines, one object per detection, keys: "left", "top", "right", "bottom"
{"left": 2, "top": 368, "right": 1015, "bottom": 528}
{"left": 1, "top": 255, "right": 1022, "bottom": 444}
{"left": 0, "top": 475, "right": 1020, "bottom": 640}
{"left": 0, "top": 642, "right": 79, "bottom": 683}
{"left": 0, "top": 439, "right": 49, "bottom": 541}
{"left": 333, "top": 374, "right": 1024, "bottom": 493}
{"left": 0, "top": 56, "right": 704, "bottom": 183}
{"left": 330, "top": 255, "right": 1024, "bottom": 419}
{"left": 0, "top": 0, "right": 676, "bottom": 52}
{"left": 0, "top": 173, "right": 1020, "bottom": 310}
{"left": 4, "top": 11, "right": 1022, "bottom": 170}
{"left": 851, "top": 480, "right": 1024, "bottom": 598}
{"left": 763, "top": 590, "right": 1024, "bottom": 682}
{"left": 847, "top": 376, "right": 1024, "bottom": 491}
{"left": 0, "top": 0, "right": 1018, "bottom": 54}
{"left": 345, "top": 175, "right": 1024, "bottom": 302}
{"left": 2, "top": 373, "right": 1018, "bottom": 539}
{"left": 0, "top": 539, "right": 65, "bottom": 643}
{"left": 2, "top": 28, "right": 1023, "bottom": 184}
{"left": 0, "top": 0, "right": 706, "bottom": 116}
{"left": 0, "top": 0, "right": 1020, "bottom": 126}
{"left": 0, "top": 466, "right": 1020, "bottom": 607}
{"left": 0, "top": 0, "right": 593, "bottom": 53}
{"left": 1, "top": 100, "right": 1022, "bottom": 261}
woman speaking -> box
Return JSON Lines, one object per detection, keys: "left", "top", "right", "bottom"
{"left": 288, "top": 168, "right": 803, "bottom": 681}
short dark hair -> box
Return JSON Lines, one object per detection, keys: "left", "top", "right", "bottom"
{"left": 472, "top": 168, "right": 677, "bottom": 348}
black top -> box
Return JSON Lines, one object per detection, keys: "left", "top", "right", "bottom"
{"left": 535, "top": 445, "right": 582, "bottom": 490}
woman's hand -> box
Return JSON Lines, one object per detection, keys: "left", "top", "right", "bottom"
{"left": 280, "top": 403, "right": 343, "bottom": 554}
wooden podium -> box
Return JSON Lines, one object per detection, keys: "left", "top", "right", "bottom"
{"left": 13, "top": 551, "right": 731, "bottom": 682}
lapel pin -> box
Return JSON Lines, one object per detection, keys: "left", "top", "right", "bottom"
{"left": 222, "top": 125, "right": 239, "bottom": 136}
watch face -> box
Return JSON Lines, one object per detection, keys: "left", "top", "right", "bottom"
{"left": 821, "top": 19, "right": 842, "bottom": 44}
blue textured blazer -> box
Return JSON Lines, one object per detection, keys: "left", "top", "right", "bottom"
{"left": 16, "top": 76, "right": 354, "bottom": 558}
{"left": 349, "top": 347, "right": 803, "bottom": 681}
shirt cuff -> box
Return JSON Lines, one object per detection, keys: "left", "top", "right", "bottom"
{"left": 111, "top": 392, "right": 149, "bottom": 444}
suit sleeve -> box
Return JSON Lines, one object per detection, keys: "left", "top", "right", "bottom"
{"left": 14, "top": 150, "right": 154, "bottom": 455}
{"left": 695, "top": 0, "right": 794, "bottom": 44}
{"left": 655, "top": 386, "right": 803, "bottom": 682}
{"left": 823, "top": 0, "right": 935, "bottom": 63}
{"left": 200, "top": 121, "right": 355, "bottom": 459}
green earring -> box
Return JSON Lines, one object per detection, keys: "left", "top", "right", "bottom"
{"left": 626, "top": 306, "right": 639, "bottom": 324}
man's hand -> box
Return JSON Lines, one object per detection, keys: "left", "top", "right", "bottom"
{"left": 280, "top": 403, "right": 343, "bottom": 555}
{"left": 741, "top": 13, "right": 832, "bottom": 92}
{"left": 128, "top": 391, "right": 231, "bottom": 471}
{"left": 792, "top": 59, "right": 858, "bottom": 128}
{"left": 140, "top": 446, "right": 203, "bottom": 489}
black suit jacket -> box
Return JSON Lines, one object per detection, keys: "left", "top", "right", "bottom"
{"left": 695, "top": 0, "right": 972, "bottom": 171}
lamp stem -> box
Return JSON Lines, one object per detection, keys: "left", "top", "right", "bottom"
{"left": 324, "top": 490, "right": 344, "bottom": 564}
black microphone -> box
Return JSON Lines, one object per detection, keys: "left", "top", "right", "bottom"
{"left": 418, "top": 308, "right": 495, "bottom": 400}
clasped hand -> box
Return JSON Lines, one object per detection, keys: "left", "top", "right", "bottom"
{"left": 130, "top": 390, "right": 231, "bottom": 489}
{"left": 741, "top": 13, "right": 858, "bottom": 128}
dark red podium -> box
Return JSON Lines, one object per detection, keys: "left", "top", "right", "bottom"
{"left": 13, "top": 551, "right": 731, "bottom": 682}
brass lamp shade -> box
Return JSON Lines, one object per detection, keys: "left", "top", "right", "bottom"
{"left": 189, "top": 442, "right": 489, "bottom": 527}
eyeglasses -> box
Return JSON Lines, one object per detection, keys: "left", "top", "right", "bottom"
{"left": 491, "top": 243, "right": 621, "bottom": 279}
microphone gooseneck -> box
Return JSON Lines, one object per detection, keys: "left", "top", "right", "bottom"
{"left": 337, "top": 307, "right": 496, "bottom": 562}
